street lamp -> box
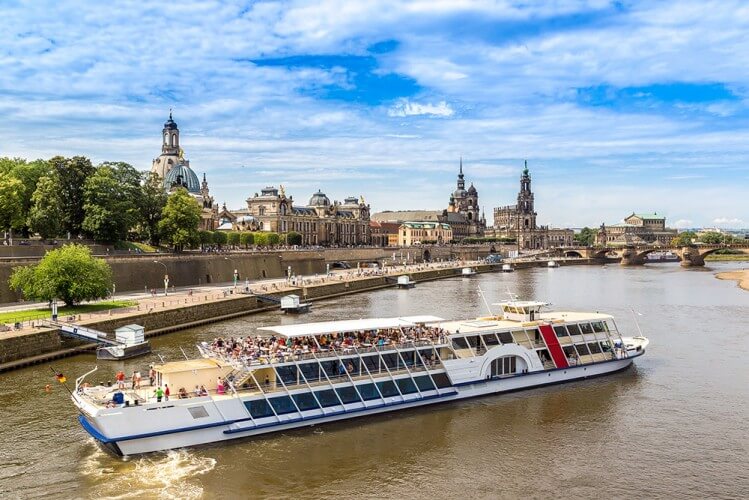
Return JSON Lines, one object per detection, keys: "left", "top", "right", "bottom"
{"left": 224, "top": 257, "right": 238, "bottom": 292}
{"left": 154, "top": 260, "right": 168, "bottom": 296}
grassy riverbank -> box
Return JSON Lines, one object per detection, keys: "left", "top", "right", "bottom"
{"left": 0, "top": 300, "right": 137, "bottom": 324}
{"left": 705, "top": 254, "right": 749, "bottom": 261}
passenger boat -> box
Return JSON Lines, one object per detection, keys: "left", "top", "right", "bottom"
{"left": 72, "top": 301, "right": 648, "bottom": 456}
{"left": 461, "top": 267, "right": 477, "bottom": 276}
{"left": 547, "top": 260, "right": 559, "bottom": 268}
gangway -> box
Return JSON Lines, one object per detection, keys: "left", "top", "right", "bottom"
{"left": 42, "top": 320, "right": 151, "bottom": 360}
{"left": 255, "top": 294, "right": 281, "bottom": 305}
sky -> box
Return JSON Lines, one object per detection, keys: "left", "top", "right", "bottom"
{"left": 1, "top": 0, "right": 748, "bottom": 229}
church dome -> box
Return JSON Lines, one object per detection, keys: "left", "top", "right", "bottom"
{"left": 453, "top": 188, "right": 467, "bottom": 199}
{"left": 468, "top": 184, "right": 477, "bottom": 195}
{"left": 164, "top": 162, "right": 200, "bottom": 193}
{"left": 309, "top": 190, "right": 330, "bottom": 206}
{"left": 164, "top": 112, "right": 178, "bottom": 130}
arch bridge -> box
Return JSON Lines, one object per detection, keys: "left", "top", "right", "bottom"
{"left": 553, "top": 244, "right": 749, "bottom": 267}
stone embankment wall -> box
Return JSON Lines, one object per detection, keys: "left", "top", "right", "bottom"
{"left": 0, "top": 244, "right": 506, "bottom": 303}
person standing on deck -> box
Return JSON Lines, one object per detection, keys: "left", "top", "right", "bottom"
{"left": 153, "top": 386, "right": 164, "bottom": 402}
{"left": 148, "top": 366, "right": 156, "bottom": 386}
{"left": 116, "top": 371, "right": 125, "bottom": 389}
{"left": 164, "top": 384, "right": 170, "bottom": 401}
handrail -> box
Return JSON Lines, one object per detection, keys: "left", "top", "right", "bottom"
{"left": 76, "top": 366, "right": 98, "bottom": 391}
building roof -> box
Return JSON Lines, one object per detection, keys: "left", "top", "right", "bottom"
{"left": 309, "top": 190, "right": 330, "bottom": 207}
{"left": 402, "top": 221, "right": 451, "bottom": 230}
{"left": 164, "top": 162, "right": 200, "bottom": 193}
{"left": 629, "top": 212, "right": 665, "bottom": 220}
{"left": 372, "top": 210, "right": 441, "bottom": 223}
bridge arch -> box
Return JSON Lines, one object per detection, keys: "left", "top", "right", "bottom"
{"left": 423, "top": 249, "right": 431, "bottom": 262}
{"left": 563, "top": 250, "right": 583, "bottom": 258}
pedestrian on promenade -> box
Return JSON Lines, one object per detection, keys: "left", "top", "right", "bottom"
{"left": 131, "top": 371, "right": 137, "bottom": 390}
{"left": 149, "top": 366, "right": 156, "bottom": 385}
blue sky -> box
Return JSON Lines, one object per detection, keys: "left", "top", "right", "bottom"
{"left": 1, "top": 0, "right": 748, "bottom": 229}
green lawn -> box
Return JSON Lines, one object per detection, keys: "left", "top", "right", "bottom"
{"left": 0, "top": 300, "right": 137, "bottom": 324}
{"left": 114, "top": 241, "right": 159, "bottom": 252}
{"left": 705, "top": 254, "right": 749, "bottom": 261}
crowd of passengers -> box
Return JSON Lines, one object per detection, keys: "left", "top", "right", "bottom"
{"left": 204, "top": 326, "right": 449, "bottom": 365}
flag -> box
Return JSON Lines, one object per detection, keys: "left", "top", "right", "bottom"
{"left": 56, "top": 372, "right": 66, "bottom": 384}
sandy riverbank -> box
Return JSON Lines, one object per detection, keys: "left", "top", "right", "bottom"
{"left": 715, "top": 269, "right": 749, "bottom": 291}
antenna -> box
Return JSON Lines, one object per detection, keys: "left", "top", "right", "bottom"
{"left": 477, "top": 285, "right": 493, "bottom": 316}
{"left": 179, "top": 346, "right": 190, "bottom": 361}
{"left": 630, "top": 308, "right": 644, "bottom": 337}
{"left": 157, "top": 353, "right": 166, "bottom": 364}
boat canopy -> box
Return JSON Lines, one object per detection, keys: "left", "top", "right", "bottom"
{"left": 258, "top": 315, "right": 444, "bottom": 338}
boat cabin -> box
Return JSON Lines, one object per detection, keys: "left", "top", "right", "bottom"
{"left": 153, "top": 358, "right": 233, "bottom": 393}
{"left": 495, "top": 301, "right": 548, "bottom": 322}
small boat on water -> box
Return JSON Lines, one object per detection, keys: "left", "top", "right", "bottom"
{"left": 396, "top": 275, "right": 416, "bottom": 288}
{"left": 461, "top": 267, "right": 477, "bottom": 276}
{"left": 547, "top": 260, "right": 559, "bottom": 268}
{"left": 71, "top": 300, "right": 648, "bottom": 456}
{"left": 502, "top": 263, "right": 514, "bottom": 272}
{"left": 280, "top": 294, "right": 310, "bottom": 314}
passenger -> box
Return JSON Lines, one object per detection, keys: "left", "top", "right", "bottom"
{"left": 135, "top": 371, "right": 142, "bottom": 388}
{"left": 178, "top": 387, "right": 188, "bottom": 399}
{"left": 164, "top": 384, "right": 170, "bottom": 401}
{"left": 131, "top": 371, "right": 137, "bottom": 390}
{"left": 115, "top": 370, "right": 125, "bottom": 390}
{"left": 194, "top": 385, "right": 201, "bottom": 397}
{"left": 199, "top": 385, "right": 208, "bottom": 396}
{"left": 154, "top": 386, "right": 164, "bottom": 402}
{"left": 148, "top": 366, "right": 156, "bottom": 386}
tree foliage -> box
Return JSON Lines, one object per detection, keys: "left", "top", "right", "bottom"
{"left": 0, "top": 176, "right": 24, "bottom": 233}
{"left": 158, "top": 188, "right": 201, "bottom": 251}
{"left": 50, "top": 156, "right": 96, "bottom": 237}
{"left": 212, "top": 231, "right": 227, "bottom": 246}
{"left": 139, "top": 171, "right": 168, "bottom": 245}
{"left": 82, "top": 162, "right": 142, "bottom": 242}
{"left": 286, "top": 231, "right": 302, "bottom": 245}
{"left": 253, "top": 232, "right": 269, "bottom": 246}
{"left": 267, "top": 232, "right": 280, "bottom": 245}
{"left": 28, "top": 176, "right": 64, "bottom": 239}
{"left": 0, "top": 157, "right": 50, "bottom": 236}
{"left": 239, "top": 232, "right": 254, "bottom": 247}
{"left": 226, "top": 231, "right": 241, "bottom": 246}
{"left": 671, "top": 231, "right": 696, "bottom": 247}
{"left": 574, "top": 227, "right": 596, "bottom": 246}
{"left": 9, "top": 244, "right": 112, "bottom": 306}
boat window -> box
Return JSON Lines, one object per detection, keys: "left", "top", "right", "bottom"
{"left": 465, "top": 336, "right": 480, "bottom": 349}
{"left": 580, "top": 323, "right": 594, "bottom": 334}
{"left": 482, "top": 334, "right": 500, "bottom": 347}
{"left": 381, "top": 353, "right": 399, "bottom": 370}
{"left": 396, "top": 378, "right": 418, "bottom": 394}
{"left": 269, "top": 396, "right": 297, "bottom": 415}
{"left": 320, "top": 360, "right": 341, "bottom": 379}
{"left": 603, "top": 321, "right": 613, "bottom": 332}
{"left": 575, "top": 342, "right": 591, "bottom": 355}
{"left": 399, "top": 350, "right": 415, "bottom": 367}
{"left": 490, "top": 356, "right": 517, "bottom": 377}
{"left": 553, "top": 326, "right": 568, "bottom": 338}
{"left": 357, "top": 383, "right": 381, "bottom": 401}
{"left": 587, "top": 342, "right": 602, "bottom": 354}
{"left": 299, "top": 362, "right": 320, "bottom": 383}
{"left": 600, "top": 340, "right": 612, "bottom": 352}
{"left": 316, "top": 389, "right": 340, "bottom": 407}
{"left": 566, "top": 323, "right": 582, "bottom": 336}
{"left": 245, "top": 399, "right": 274, "bottom": 419}
{"left": 497, "top": 331, "right": 514, "bottom": 344}
{"left": 342, "top": 357, "right": 361, "bottom": 376}
{"left": 414, "top": 375, "right": 436, "bottom": 392}
{"left": 362, "top": 355, "right": 380, "bottom": 373}
{"left": 451, "top": 337, "right": 469, "bottom": 350}
{"left": 376, "top": 380, "right": 399, "bottom": 397}
{"left": 524, "top": 328, "right": 541, "bottom": 345}
{"left": 562, "top": 346, "right": 577, "bottom": 358}
{"left": 336, "top": 385, "right": 361, "bottom": 404}
{"left": 275, "top": 366, "right": 298, "bottom": 386}
{"left": 592, "top": 321, "right": 605, "bottom": 333}
{"left": 431, "top": 373, "right": 452, "bottom": 389}
{"left": 292, "top": 392, "right": 320, "bottom": 411}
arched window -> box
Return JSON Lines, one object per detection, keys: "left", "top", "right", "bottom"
{"left": 164, "top": 132, "right": 169, "bottom": 145}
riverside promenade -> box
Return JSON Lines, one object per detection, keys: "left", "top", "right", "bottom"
{"left": 0, "top": 256, "right": 589, "bottom": 372}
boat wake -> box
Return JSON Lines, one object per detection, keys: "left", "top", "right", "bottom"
{"left": 82, "top": 445, "right": 216, "bottom": 499}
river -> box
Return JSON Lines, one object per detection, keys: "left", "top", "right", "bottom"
{"left": 0, "top": 262, "right": 747, "bottom": 499}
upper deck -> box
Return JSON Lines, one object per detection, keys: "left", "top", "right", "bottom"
{"left": 435, "top": 310, "right": 614, "bottom": 334}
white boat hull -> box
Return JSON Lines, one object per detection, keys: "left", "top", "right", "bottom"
{"left": 82, "top": 356, "right": 636, "bottom": 456}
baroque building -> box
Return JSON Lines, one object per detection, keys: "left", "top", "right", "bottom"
{"left": 372, "top": 159, "right": 486, "bottom": 241}
{"left": 596, "top": 213, "right": 677, "bottom": 246}
{"left": 151, "top": 113, "right": 218, "bottom": 231}
{"left": 490, "top": 161, "right": 573, "bottom": 249}
{"left": 227, "top": 186, "right": 371, "bottom": 246}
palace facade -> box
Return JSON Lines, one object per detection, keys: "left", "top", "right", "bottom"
{"left": 595, "top": 213, "right": 677, "bottom": 246}
{"left": 221, "top": 186, "right": 371, "bottom": 246}
{"left": 151, "top": 113, "right": 218, "bottom": 231}
{"left": 488, "top": 161, "right": 573, "bottom": 249}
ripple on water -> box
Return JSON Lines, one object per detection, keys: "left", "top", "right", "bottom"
{"left": 83, "top": 447, "right": 216, "bottom": 499}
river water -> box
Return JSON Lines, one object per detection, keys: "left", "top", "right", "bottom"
{"left": 0, "top": 262, "right": 747, "bottom": 499}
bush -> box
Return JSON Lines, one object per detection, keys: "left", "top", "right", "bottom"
{"left": 227, "top": 232, "right": 241, "bottom": 247}
{"left": 287, "top": 231, "right": 302, "bottom": 245}
{"left": 254, "top": 232, "right": 269, "bottom": 246}
{"left": 198, "top": 230, "right": 213, "bottom": 245}
{"left": 8, "top": 244, "right": 112, "bottom": 306}
{"left": 267, "top": 232, "right": 280, "bottom": 245}
{"left": 239, "top": 232, "right": 254, "bottom": 247}
{"left": 212, "top": 231, "right": 227, "bottom": 246}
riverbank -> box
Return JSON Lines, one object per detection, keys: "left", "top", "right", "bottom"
{"left": 715, "top": 269, "right": 749, "bottom": 291}
{"left": 0, "top": 258, "right": 592, "bottom": 372}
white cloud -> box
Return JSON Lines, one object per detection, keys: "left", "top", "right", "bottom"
{"left": 673, "top": 219, "right": 694, "bottom": 228}
{"left": 712, "top": 217, "right": 745, "bottom": 227}
{"left": 387, "top": 99, "right": 454, "bottom": 117}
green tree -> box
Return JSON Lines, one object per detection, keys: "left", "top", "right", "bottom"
{"left": 574, "top": 227, "right": 596, "bottom": 246}
{"left": 8, "top": 244, "right": 112, "bottom": 306}
{"left": 267, "top": 232, "right": 280, "bottom": 246}
{"left": 82, "top": 162, "right": 141, "bottom": 242}
{"left": 212, "top": 231, "right": 227, "bottom": 247}
{"left": 48, "top": 156, "right": 95, "bottom": 237}
{"left": 198, "top": 229, "right": 213, "bottom": 249}
{"left": 0, "top": 176, "right": 24, "bottom": 238}
{"left": 287, "top": 231, "right": 302, "bottom": 245}
{"left": 672, "top": 231, "right": 696, "bottom": 247}
{"left": 254, "top": 232, "right": 269, "bottom": 246}
{"left": 227, "top": 231, "right": 241, "bottom": 247}
{"left": 239, "top": 232, "right": 254, "bottom": 248}
{"left": 28, "top": 176, "right": 64, "bottom": 239}
{"left": 158, "top": 188, "right": 201, "bottom": 251}
{"left": 697, "top": 231, "right": 723, "bottom": 244}
{"left": 139, "top": 171, "right": 168, "bottom": 245}
{"left": 0, "top": 157, "right": 50, "bottom": 236}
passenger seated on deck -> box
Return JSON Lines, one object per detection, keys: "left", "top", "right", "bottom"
{"left": 178, "top": 387, "right": 188, "bottom": 399}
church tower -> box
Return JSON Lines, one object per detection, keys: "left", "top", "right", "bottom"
{"left": 517, "top": 160, "right": 537, "bottom": 230}
{"left": 152, "top": 111, "right": 185, "bottom": 179}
